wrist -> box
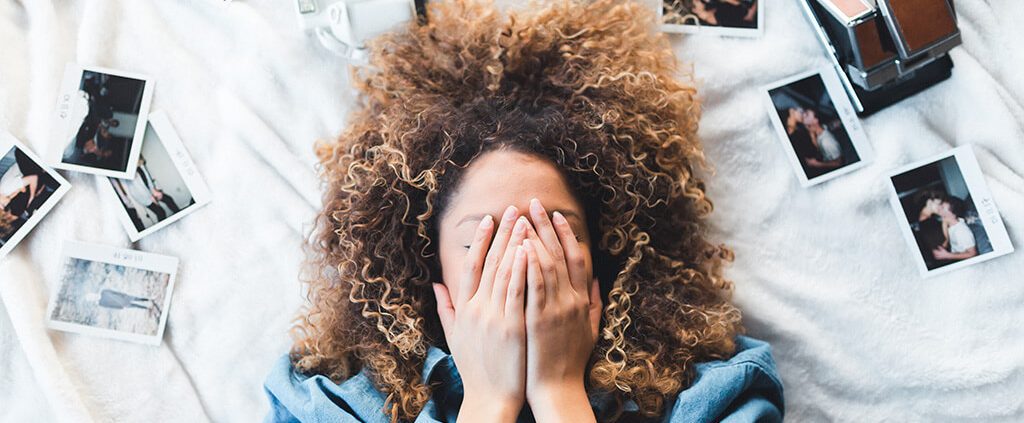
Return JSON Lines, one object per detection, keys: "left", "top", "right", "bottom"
{"left": 459, "top": 393, "right": 521, "bottom": 422}
{"left": 528, "top": 381, "right": 594, "bottom": 423}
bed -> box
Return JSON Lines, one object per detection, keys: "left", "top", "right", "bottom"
{"left": 1, "top": 0, "right": 1022, "bottom": 421}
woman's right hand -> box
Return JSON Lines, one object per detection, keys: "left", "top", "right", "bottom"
{"left": 433, "top": 205, "right": 530, "bottom": 422}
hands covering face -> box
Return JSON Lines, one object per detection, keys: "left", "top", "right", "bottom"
{"left": 433, "top": 199, "right": 601, "bottom": 422}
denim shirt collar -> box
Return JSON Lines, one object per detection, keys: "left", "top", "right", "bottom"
{"left": 417, "top": 346, "right": 639, "bottom": 420}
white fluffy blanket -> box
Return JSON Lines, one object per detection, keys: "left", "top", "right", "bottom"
{"left": 1, "top": 0, "right": 1022, "bottom": 421}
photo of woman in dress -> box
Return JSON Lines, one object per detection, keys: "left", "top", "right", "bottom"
{"left": 0, "top": 146, "right": 63, "bottom": 244}
{"left": 894, "top": 156, "right": 993, "bottom": 271}
{"left": 769, "top": 73, "right": 861, "bottom": 180}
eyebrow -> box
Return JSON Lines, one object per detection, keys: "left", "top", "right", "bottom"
{"left": 455, "top": 209, "right": 583, "bottom": 227}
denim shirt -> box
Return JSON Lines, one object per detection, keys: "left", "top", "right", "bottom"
{"left": 264, "top": 336, "right": 784, "bottom": 422}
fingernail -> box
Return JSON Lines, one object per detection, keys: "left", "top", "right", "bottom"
{"left": 479, "top": 214, "right": 493, "bottom": 229}
{"left": 530, "top": 198, "right": 542, "bottom": 214}
{"left": 514, "top": 216, "right": 527, "bottom": 233}
{"left": 503, "top": 205, "right": 517, "bottom": 222}
{"left": 552, "top": 211, "right": 566, "bottom": 226}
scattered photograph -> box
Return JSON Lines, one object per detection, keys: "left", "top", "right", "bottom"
{"left": 888, "top": 145, "right": 1014, "bottom": 277}
{"left": 0, "top": 132, "right": 71, "bottom": 259}
{"left": 660, "top": 0, "right": 763, "bottom": 37}
{"left": 763, "top": 67, "right": 873, "bottom": 187}
{"left": 99, "top": 111, "right": 211, "bottom": 241}
{"left": 46, "top": 241, "right": 178, "bottom": 345}
{"left": 51, "top": 63, "right": 154, "bottom": 179}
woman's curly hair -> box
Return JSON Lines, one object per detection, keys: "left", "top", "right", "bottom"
{"left": 292, "top": 0, "right": 742, "bottom": 420}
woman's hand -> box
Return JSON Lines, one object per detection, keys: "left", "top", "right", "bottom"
{"left": 932, "top": 245, "right": 953, "bottom": 260}
{"left": 433, "top": 206, "right": 530, "bottom": 422}
{"left": 522, "top": 198, "right": 600, "bottom": 423}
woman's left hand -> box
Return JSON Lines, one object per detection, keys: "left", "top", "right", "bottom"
{"left": 522, "top": 198, "right": 600, "bottom": 423}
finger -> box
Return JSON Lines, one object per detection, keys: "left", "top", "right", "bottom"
{"left": 491, "top": 216, "right": 529, "bottom": 310}
{"left": 529, "top": 199, "right": 573, "bottom": 296}
{"left": 587, "top": 278, "right": 601, "bottom": 340}
{"left": 528, "top": 198, "right": 568, "bottom": 267}
{"left": 505, "top": 245, "right": 527, "bottom": 319}
{"left": 525, "top": 225, "right": 559, "bottom": 300}
{"left": 457, "top": 214, "right": 495, "bottom": 305}
{"left": 524, "top": 240, "right": 545, "bottom": 311}
{"left": 551, "top": 210, "right": 588, "bottom": 295}
{"left": 474, "top": 205, "right": 518, "bottom": 302}
{"left": 433, "top": 283, "right": 456, "bottom": 340}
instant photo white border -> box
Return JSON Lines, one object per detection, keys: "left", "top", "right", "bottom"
{"left": 97, "top": 111, "right": 212, "bottom": 242}
{"left": 658, "top": 0, "right": 764, "bottom": 38}
{"left": 0, "top": 132, "right": 71, "bottom": 261}
{"left": 886, "top": 145, "right": 1015, "bottom": 278}
{"left": 50, "top": 63, "right": 154, "bottom": 179}
{"left": 45, "top": 240, "right": 178, "bottom": 346}
{"left": 761, "top": 66, "right": 873, "bottom": 187}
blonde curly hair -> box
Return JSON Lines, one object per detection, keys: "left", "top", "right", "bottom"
{"left": 291, "top": 0, "right": 742, "bottom": 421}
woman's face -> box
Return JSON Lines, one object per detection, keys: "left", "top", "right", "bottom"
{"left": 437, "top": 150, "right": 592, "bottom": 303}
{"left": 787, "top": 108, "right": 802, "bottom": 121}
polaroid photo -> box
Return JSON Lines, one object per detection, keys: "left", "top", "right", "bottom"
{"left": 762, "top": 66, "right": 873, "bottom": 187}
{"left": 659, "top": 0, "right": 763, "bottom": 37}
{"left": 50, "top": 63, "right": 154, "bottom": 179}
{"left": 46, "top": 240, "right": 178, "bottom": 346}
{"left": 887, "top": 145, "right": 1014, "bottom": 278}
{"left": 98, "top": 111, "right": 211, "bottom": 242}
{"left": 0, "top": 132, "right": 71, "bottom": 260}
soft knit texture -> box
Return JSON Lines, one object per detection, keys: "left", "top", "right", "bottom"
{"left": 0, "top": 0, "right": 1022, "bottom": 421}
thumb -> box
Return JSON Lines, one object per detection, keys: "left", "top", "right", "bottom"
{"left": 588, "top": 278, "right": 602, "bottom": 341}
{"left": 433, "top": 283, "right": 455, "bottom": 339}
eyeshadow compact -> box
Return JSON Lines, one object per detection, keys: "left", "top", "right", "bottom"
{"left": 799, "top": 0, "right": 961, "bottom": 115}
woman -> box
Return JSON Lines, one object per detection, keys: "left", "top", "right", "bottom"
{"left": 265, "top": 1, "right": 782, "bottom": 422}
{"left": 84, "top": 289, "right": 158, "bottom": 312}
{"left": 913, "top": 191, "right": 947, "bottom": 263}
{"left": 1, "top": 149, "right": 56, "bottom": 219}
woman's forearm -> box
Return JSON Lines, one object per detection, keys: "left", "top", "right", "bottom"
{"left": 529, "top": 382, "right": 596, "bottom": 423}
{"left": 458, "top": 394, "right": 521, "bottom": 423}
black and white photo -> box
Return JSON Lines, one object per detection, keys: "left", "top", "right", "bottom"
{"left": 888, "top": 146, "right": 1014, "bottom": 277}
{"left": 51, "top": 64, "right": 154, "bottom": 178}
{"left": 0, "top": 132, "right": 71, "bottom": 259}
{"left": 660, "top": 0, "right": 762, "bottom": 37}
{"left": 763, "top": 67, "right": 872, "bottom": 187}
{"left": 46, "top": 241, "right": 178, "bottom": 345}
{"left": 99, "top": 111, "right": 211, "bottom": 241}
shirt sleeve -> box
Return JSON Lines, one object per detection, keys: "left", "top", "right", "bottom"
{"left": 263, "top": 355, "right": 366, "bottom": 423}
{"left": 263, "top": 354, "right": 448, "bottom": 423}
{"left": 664, "top": 336, "right": 784, "bottom": 423}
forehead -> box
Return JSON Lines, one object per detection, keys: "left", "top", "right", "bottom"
{"left": 441, "top": 150, "right": 583, "bottom": 224}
